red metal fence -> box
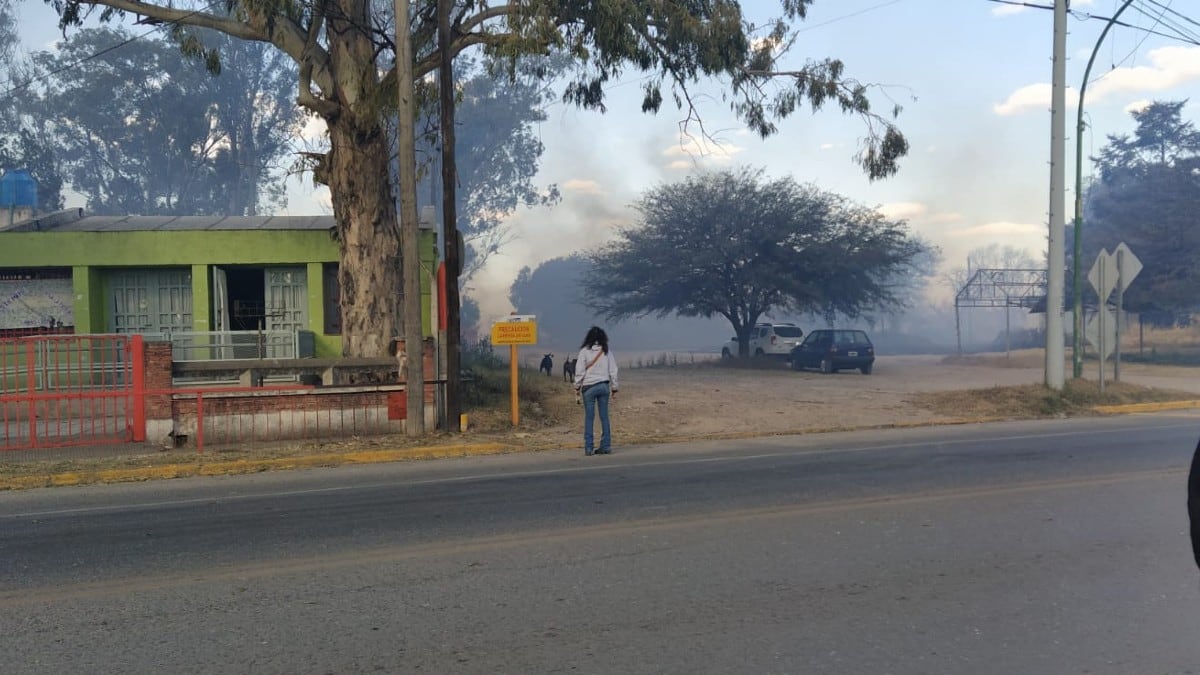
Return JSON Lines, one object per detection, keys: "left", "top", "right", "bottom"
{"left": 2, "top": 334, "right": 431, "bottom": 456}
{"left": 0, "top": 334, "right": 144, "bottom": 451}
{"left": 158, "top": 385, "right": 418, "bottom": 453}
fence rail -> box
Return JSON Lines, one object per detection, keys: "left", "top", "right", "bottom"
{"left": 0, "top": 334, "right": 142, "bottom": 451}
{"left": 141, "top": 330, "right": 302, "bottom": 362}
{"left": 157, "top": 385, "right": 416, "bottom": 453}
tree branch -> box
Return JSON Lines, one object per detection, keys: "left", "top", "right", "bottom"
{"left": 71, "top": 0, "right": 335, "bottom": 93}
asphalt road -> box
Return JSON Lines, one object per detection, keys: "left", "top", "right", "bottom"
{"left": 2, "top": 413, "right": 1199, "bottom": 674}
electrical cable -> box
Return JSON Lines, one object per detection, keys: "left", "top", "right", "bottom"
{"left": 2, "top": 3, "right": 236, "bottom": 98}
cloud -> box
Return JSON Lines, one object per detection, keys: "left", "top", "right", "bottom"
{"left": 878, "top": 202, "right": 963, "bottom": 226}
{"left": 950, "top": 221, "right": 1041, "bottom": 238}
{"left": 819, "top": 143, "right": 836, "bottom": 150}
{"left": 1124, "top": 99, "right": 1151, "bottom": 113}
{"left": 563, "top": 179, "right": 604, "bottom": 195}
{"left": 991, "top": 0, "right": 1089, "bottom": 15}
{"left": 994, "top": 83, "right": 1049, "bottom": 116}
{"left": 995, "top": 45, "right": 1200, "bottom": 116}
{"left": 878, "top": 202, "right": 927, "bottom": 220}
{"left": 991, "top": 4, "right": 1026, "bottom": 17}
{"left": 661, "top": 132, "right": 744, "bottom": 170}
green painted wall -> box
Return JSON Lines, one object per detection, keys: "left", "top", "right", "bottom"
{"left": 70, "top": 266, "right": 104, "bottom": 333}
{"left": 8, "top": 228, "right": 440, "bottom": 358}
{"left": 0, "top": 230, "right": 338, "bottom": 268}
{"left": 191, "top": 264, "right": 211, "bottom": 334}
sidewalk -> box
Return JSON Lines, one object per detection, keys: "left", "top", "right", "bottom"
{"left": 2, "top": 398, "right": 1197, "bottom": 492}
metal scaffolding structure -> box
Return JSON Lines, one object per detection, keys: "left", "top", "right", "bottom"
{"left": 954, "top": 268, "right": 1048, "bottom": 355}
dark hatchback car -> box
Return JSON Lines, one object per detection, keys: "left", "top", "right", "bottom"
{"left": 789, "top": 329, "right": 875, "bottom": 374}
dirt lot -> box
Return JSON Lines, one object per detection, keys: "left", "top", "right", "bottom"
{"left": 499, "top": 350, "right": 1200, "bottom": 449}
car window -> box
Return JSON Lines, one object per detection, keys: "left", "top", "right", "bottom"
{"left": 807, "top": 332, "right": 830, "bottom": 346}
{"left": 773, "top": 326, "right": 803, "bottom": 337}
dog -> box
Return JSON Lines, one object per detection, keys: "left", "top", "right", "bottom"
{"left": 539, "top": 353, "right": 554, "bottom": 376}
{"left": 563, "top": 356, "right": 577, "bottom": 382}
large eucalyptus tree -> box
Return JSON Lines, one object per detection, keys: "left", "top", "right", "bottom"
{"left": 46, "top": 0, "right": 908, "bottom": 358}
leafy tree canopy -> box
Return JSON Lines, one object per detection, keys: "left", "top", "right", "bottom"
{"left": 0, "top": 2, "right": 65, "bottom": 211}
{"left": 45, "top": 0, "right": 911, "bottom": 357}
{"left": 585, "top": 167, "right": 930, "bottom": 356}
{"left": 17, "top": 27, "right": 300, "bottom": 216}
{"left": 1084, "top": 100, "right": 1200, "bottom": 321}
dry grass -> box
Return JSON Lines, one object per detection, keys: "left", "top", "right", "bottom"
{"left": 940, "top": 349, "right": 1046, "bottom": 369}
{"left": 913, "top": 378, "right": 1197, "bottom": 420}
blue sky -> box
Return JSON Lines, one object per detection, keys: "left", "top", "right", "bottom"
{"left": 14, "top": 0, "right": 1200, "bottom": 321}
{"left": 475, "top": 0, "right": 1200, "bottom": 318}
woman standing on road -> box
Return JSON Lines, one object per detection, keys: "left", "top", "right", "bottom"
{"left": 573, "top": 326, "right": 619, "bottom": 456}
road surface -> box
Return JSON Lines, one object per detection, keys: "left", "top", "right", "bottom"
{"left": 3, "top": 413, "right": 1199, "bottom": 674}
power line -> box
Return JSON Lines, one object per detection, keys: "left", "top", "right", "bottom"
{"left": 1, "top": 8, "right": 208, "bottom": 99}
{"left": 986, "top": 0, "right": 1200, "bottom": 44}
{"left": 796, "top": 0, "right": 908, "bottom": 33}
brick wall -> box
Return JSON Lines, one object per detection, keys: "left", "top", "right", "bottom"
{"left": 140, "top": 340, "right": 438, "bottom": 448}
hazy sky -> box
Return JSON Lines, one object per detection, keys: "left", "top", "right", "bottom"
{"left": 16, "top": 0, "right": 1200, "bottom": 324}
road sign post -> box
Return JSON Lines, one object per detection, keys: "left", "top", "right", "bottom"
{"left": 1085, "top": 244, "right": 1142, "bottom": 392}
{"left": 1111, "top": 243, "right": 1142, "bottom": 383}
{"left": 490, "top": 315, "right": 538, "bottom": 426}
{"left": 1088, "top": 249, "right": 1113, "bottom": 392}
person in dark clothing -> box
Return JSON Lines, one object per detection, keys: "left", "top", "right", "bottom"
{"left": 1189, "top": 435, "right": 1200, "bottom": 570}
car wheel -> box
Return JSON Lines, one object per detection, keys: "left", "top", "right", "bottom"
{"left": 754, "top": 348, "right": 765, "bottom": 358}
{"left": 860, "top": 363, "right": 873, "bottom": 375}
{"left": 790, "top": 357, "right": 802, "bottom": 371}
{"left": 820, "top": 357, "right": 833, "bottom": 374}
{"left": 721, "top": 348, "right": 732, "bottom": 359}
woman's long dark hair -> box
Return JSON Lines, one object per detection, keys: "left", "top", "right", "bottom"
{"left": 580, "top": 326, "right": 609, "bottom": 354}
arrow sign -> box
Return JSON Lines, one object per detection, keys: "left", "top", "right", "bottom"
{"left": 1088, "top": 248, "right": 1116, "bottom": 303}
{"left": 1112, "top": 242, "right": 1142, "bottom": 291}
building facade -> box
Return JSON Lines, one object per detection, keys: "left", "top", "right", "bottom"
{"left": 0, "top": 209, "right": 436, "bottom": 357}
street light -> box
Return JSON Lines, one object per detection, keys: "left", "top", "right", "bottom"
{"left": 1073, "top": 0, "right": 1136, "bottom": 379}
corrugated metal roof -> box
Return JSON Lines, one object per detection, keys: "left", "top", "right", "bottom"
{"left": 5, "top": 210, "right": 335, "bottom": 232}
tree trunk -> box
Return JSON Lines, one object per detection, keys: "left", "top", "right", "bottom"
{"left": 327, "top": 117, "right": 404, "bottom": 358}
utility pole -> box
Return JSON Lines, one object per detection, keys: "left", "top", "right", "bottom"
{"left": 1045, "top": 0, "right": 1067, "bottom": 390}
{"left": 438, "top": 0, "right": 462, "bottom": 430}
{"left": 396, "top": 0, "right": 425, "bottom": 434}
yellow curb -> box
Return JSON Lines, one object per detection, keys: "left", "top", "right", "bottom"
{"left": 0, "top": 442, "right": 514, "bottom": 491}
{"left": 1093, "top": 399, "right": 1200, "bottom": 414}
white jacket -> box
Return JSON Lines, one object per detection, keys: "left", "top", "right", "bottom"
{"left": 573, "top": 345, "right": 619, "bottom": 391}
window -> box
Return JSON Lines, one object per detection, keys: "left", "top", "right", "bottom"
{"left": 323, "top": 263, "right": 341, "bottom": 335}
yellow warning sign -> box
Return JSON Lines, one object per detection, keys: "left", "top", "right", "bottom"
{"left": 491, "top": 320, "right": 538, "bottom": 345}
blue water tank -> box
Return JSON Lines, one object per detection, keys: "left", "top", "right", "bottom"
{"left": 0, "top": 169, "right": 38, "bottom": 209}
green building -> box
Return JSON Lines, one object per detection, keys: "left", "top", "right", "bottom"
{"left": 0, "top": 209, "right": 436, "bottom": 358}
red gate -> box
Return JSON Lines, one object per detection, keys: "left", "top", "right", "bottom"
{"left": 0, "top": 334, "right": 145, "bottom": 451}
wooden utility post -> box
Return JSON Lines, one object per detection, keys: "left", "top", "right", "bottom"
{"left": 437, "top": 0, "right": 462, "bottom": 429}
{"left": 396, "top": 0, "right": 424, "bottom": 434}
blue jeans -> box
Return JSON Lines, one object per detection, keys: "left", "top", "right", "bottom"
{"left": 581, "top": 381, "right": 611, "bottom": 454}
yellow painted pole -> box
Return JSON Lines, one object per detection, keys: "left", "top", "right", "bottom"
{"left": 510, "top": 344, "right": 519, "bottom": 426}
